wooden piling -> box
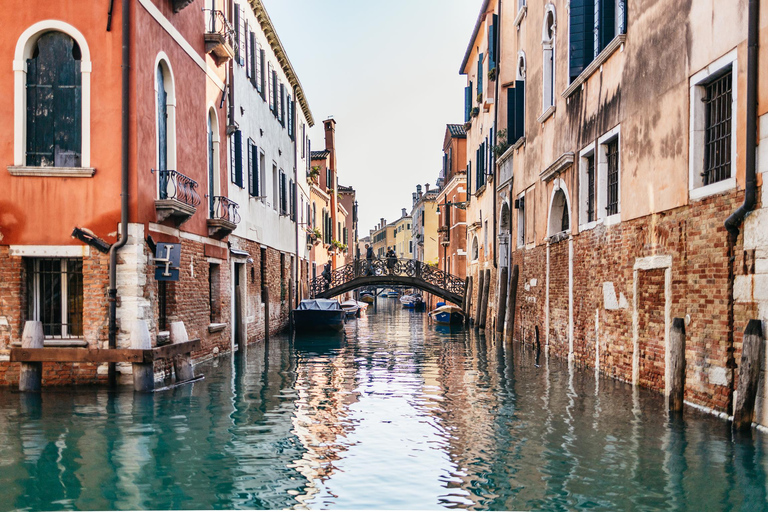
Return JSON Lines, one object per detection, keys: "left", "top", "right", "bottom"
{"left": 461, "top": 276, "right": 470, "bottom": 314}
{"left": 479, "top": 269, "right": 491, "bottom": 329}
{"left": 132, "top": 320, "right": 155, "bottom": 392}
{"left": 505, "top": 265, "right": 519, "bottom": 343}
{"left": 169, "top": 322, "right": 195, "bottom": 383}
{"left": 263, "top": 285, "right": 270, "bottom": 342}
{"left": 465, "top": 276, "right": 473, "bottom": 325}
{"left": 19, "top": 321, "right": 44, "bottom": 392}
{"left": 668, "top": 317, "right": 686, "bottom": 412}
{"left": 733, "top": 319, "right": 765, "bottom": 431}
{"left": 474, "top": 272, "right": 484, "bottom": 326}
{"left": 495, "top": 267, "right": 508, "bottom": 333}
{"left": 288, "top": 278, "right": 294, "bottom": 312}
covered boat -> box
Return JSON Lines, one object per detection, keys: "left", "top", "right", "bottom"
{"left": 428, "top": 305, "right": 465, "bottom": 325}
{"left": 292, "top": 299, "right": 345, "bottom": 332}
{"left": 400, "top": 294, "right": 424, "bottom": 310}
{"left": 341, "top": 300, "right": 360, "bottom": 317}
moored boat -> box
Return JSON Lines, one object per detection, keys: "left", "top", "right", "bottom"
{"left": 428, "top": 305, "right": 465, "bottom": 325}
{"left": 292, "top": 299, "right": 345, "bottom": 332}
{"left": 360, "top": 293, "right": 375, "bottom": 304}
{"left": 341, "top": 300, "right": 361, "bottom": 317}
{"left": 400, "top": 294, "right": 424, "bottom": 309}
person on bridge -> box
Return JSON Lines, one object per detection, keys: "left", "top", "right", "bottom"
{"left": 321, "top": 262, "right": 331, "bottom": 291}
{"left": 365, "top": 244, "right": 374, "bottom": 276}
{"left": 386, "top": 247, "right": 397, "bottom": 275}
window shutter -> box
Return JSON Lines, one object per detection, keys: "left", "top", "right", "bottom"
{"left": 515, "top": 80, "right": 525, "bottom": 142}
{"left": 234, "top": 130, "right": 243, "bottom": 187}
{"left": 234, "top": 4, "right": 241, "bottom": 64}
{"left": 506, "top": 87, "right": 516, "bottom": 142}
{"left": 247, "top": 139, "right": 254, "bottom": 195}
{"left": 252, "top": 143, "right": 259, "bottom": 196}
{"left": 267, "top": 62, "right": 273, "bottom": 110}
{"left": 259, "top": 48, "right": 266, "bottom": 99}
{"left": 467, "top": 162, "right": 472, "bottom": 195}
{"left": 488, "top": 15, "right": 498, "bottom": 71}
{"left": 477, "top": 53, "right": 484, "bottom": 97}
{"left": 280, "top": 84, "right": 285, "bottom": 126}
{"left": 229, "top": 132, "right": 236, "bottom": 184}
{"left": 599, "top": 0, "right": 616, "bottom": 51}
{"left": 272, "top": 71, "right": 278, "bottom": 116}
{"left": 569, "top": 0, "right": 594, "bottom": 82}
{"left": 249, "top": 32, "right": 257, "bottom": 86}
{"left": 464, "top": 85, "right": 471, "bottom": 122}
{"left": 244, "top": 21, "right": 250, "bottom": 76}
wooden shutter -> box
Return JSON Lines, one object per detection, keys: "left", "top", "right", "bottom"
{"left": 252, "top": 143, "right": 259, "bottom": 196}
{"left": 247, "top": 139, "right": 254, "bottom": 195}
{"left": 569, "top": 0, "right": 594, "bottom": 81}
{"left": 234, "top": 4, "right": 240, "bottom": 63}
{"left": 272, "top": 70, "right": 278, "bottom": 116}
{"left": 467, "top": 162, "right": 472, "bottom": 195}
{"left": 488, "top": 14, "right": 498, "bottom": 71}
{"left": 249, "top": 32, "right": 257, "bottom": 86}
{"left": 515, "top": 80, "right": 525, "bottom": 142}
{"left": 259, "top": 48, "right": 266, "bottom": 98}
{"left": 244, "top": 21, "right": 250, "bottom": 76}
{"left": 464, "top": 85, "right": 471, "bottom": 122}
{"left": 279, "top": 84, "right": 285, "bottom": 126}
{"left": 599, "top": 0, "right": 616, "bottom": 51}
{"left": 235, "top": 130, "right": 244, "bottom": 187}
{"left": 477, "top": 53, "right": 483, "bottom": 96}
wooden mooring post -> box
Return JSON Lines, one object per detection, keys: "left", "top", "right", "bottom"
{"left": 479, "top": 269, "right": 491, "bottom": 329}
{"left": 474, "top": 272, "right": 484, "bottom": 327}
{"left": 19, "top": 321, "right": 44, "bottom": 392}
{"left": 733, "top": 320, "right": 765, "bottom": 431}
{"left": 263, "top": 285, "right": 270, "bottom": 342}
{"left": 464, "top": 276, "right": 473, "bottom": 325}
{"left": 668, "top": 317, "right": 686, "bottom": 412}
{"left": 505, "top": 265, "right": 519, "bottom": 343}
{"left": 495, "top": 267, "right": 508, "bottom": 333}
{"left": 132, "top": 320, "right": 155, "bottom": 393}
{"left": 169, "top": 322, "right": 195, "bottom": 383}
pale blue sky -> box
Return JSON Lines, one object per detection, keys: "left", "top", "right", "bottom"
{"left": 262, "top": 0, "right": 482, "bottom": 236}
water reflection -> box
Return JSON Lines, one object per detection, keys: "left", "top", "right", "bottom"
{"left": 0, "top": 301, "right": 767, "bottom": 510}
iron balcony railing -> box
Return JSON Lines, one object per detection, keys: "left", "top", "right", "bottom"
{"left": 204, "top": 9, "right": 236, "bottom": 51}
{"left": 209, "top": 195, "right": 241, "bottom": 225}
{"left": 154, "top": 169, "right": 202, "bottom": 208}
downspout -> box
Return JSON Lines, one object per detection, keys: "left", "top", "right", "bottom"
{"left": 294, "top": 106, "right": 300, "bottom": 305}
{"left": 108, "top": 0, "right": 131, "bottom": 387}
{"left": 724, "top": 0, "right": 759, "bottom": 412}
{"left": 491, "top": 0, "right": 501, "bottom": 269}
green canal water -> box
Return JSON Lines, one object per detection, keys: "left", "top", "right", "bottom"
{"left": 1, "top": 300, "right": 768, "bottom": 510}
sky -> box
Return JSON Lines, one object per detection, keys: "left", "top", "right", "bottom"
{"left": 262, "top": 0, "right": 483, "bottom": 237}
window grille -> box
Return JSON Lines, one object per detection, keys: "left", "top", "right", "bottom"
{"left": 586, "top": 154, "right": 596, "bottom": 222}
{"left": 703, "top": 70, "right": 732, "bottom": 186}
{"left": 605, "top": 139, "right": 619, "bottom": 216}
{"left": 27, "top": 258, "right": 83, "bottom": 338}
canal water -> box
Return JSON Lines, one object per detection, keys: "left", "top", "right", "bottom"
{"left": 2, "top": 300, "right": 768, "bottom": 511}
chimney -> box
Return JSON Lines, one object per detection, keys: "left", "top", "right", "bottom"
{"left": 402, "top": 208, "right": 407, "bottom": 218}
{"left": 416, "top": 184, "right": 422, "bottom": 199}
{"left": 424, "top": 183, "right": 430, "bottom": 193}
{"left": 324, "top": 118, "right": 337, "bottom": 179}
{"left": 412, "top": 192, "right": 418, "bottom": 205}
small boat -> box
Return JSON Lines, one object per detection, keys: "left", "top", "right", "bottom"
{"left": 360, "top": 293, "right": 375, "bottom": 304}
{"left": 428, "top": 305, "right": 465, "bottom": 325}
{"left": 384, "top": 290, "right": 399, "bottom": 298}
{"left": 400, "top": 294, "right": 424, "bottom": 309}
{"left": 341, "top": 300, "right": 360, "bottom": 318}
{"left": 292, "top": 299, "right": 345, "bottom": 332}
{"left": 356, "top": 300, "right": 369, "bottom": 313}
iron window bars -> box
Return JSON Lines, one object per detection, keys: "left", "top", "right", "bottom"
{"left": 606, "top": 139, "right": 619, "bottom": 217}
{"left": 703, "top": 70, "right": 732, "bottom": 186}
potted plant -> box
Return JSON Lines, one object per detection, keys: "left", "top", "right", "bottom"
{"left": 463, "top": 121, "right": 473, "bottom": 131}
{"left": 488, "top": 67, "right": 496, "bottom": 82}
{"left": 471, "top": 107, "right": 480, "bottom": 118}
{"left": 307, "top": 166, "right": 320, "bottom": 184}
{"left": 476, "top": 93, "right": 483, "bottom": 104}
{"left": 492, "top": 129, "right": 511, "bottom": 157}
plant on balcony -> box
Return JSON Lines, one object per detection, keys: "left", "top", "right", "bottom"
{"left": 476, "top": 93, "right": 483, "bottom": 104}
{"left": 492, "top": 129, "right": 511, "bottom": 157}
{"left": 307, "top": 226, "right": 322, "bottom": 240}
{"left": 488, "top": 67, "right": 497, "bottom": 82}
{"left": 471, "top": 107, "right": 480, "bottom": 118}
{"left": 307, "top": 166, "right": 320, "bottom": 184}
{"left": 463, "top": 121, "right": 473, "bottom": 131}
{"left": 331, "top": 240, "right": 348, "bottom": 253}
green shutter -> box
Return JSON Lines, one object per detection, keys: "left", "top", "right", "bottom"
{"left": 507, "top": 87, "right": 516, "bottom": 142}
{"left": 234, "top": 130, "right": 243, "bottom": 188}
{"left": 488, "top": 15, "right": 498, "bottom": 71}
{"left": 515, "top": 80, "right": 525, "bottom": 142}
{"left": 477, "top": 53, "right": 484, "bottom": 96}
{"left": 599, "top": 0, "right": 616, "bottom": 51}
{"left": 569, "top": 0, "right": 594, "bottom": 82}
{"left": 465, "top": 85, "right": 471, "bottom": 122}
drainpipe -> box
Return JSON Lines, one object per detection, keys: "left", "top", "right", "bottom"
{"left": 491, "top": 0, "right": 501, "bottom": 270}
{"left": 724, "top": 0, "right": 759, "bottom": 412}
{"left": 725, "top": 0, "right": 759, "bottom": 237}
{"left": 294, "top": 107, "right": 300, "bottom": 305}
{"left": 108, "top": 0, "right": 131, "bottom": 387}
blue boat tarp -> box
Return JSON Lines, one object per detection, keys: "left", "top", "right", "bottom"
{"left": 298, "top": 299, "right": 342, "bottom": 311}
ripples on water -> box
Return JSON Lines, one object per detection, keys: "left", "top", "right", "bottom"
{"left": 1, "top": 300, "right": 768, "bottom": 510}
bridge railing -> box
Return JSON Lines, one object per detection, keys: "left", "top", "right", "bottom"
{"left": 310, "top": 259, "right": 465, "bottom": 299}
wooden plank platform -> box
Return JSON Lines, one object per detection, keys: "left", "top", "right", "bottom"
{"left": 10, "top": 339, "right": 201, "bottom": 364}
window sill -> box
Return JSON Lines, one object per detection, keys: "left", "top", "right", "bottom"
{"left": 604, "top": 213, "right": 621, "bottom": 226}
{"left": 537, "top": 105, "right": 556, "bottom": 124}
{"left": 563, "top": 34, "right": 627, "bottom": 99}
{"left": 690, "top": 177, "right": 736, "bottom": 201}
{"left": 474, "top": 184, "right": 487, "bottom": 197}
{"left": 208, "top": 323, "right": 227, "bottom": 333}
{"left": 11, "top": 339, "right": 88, "bottom": 348}
{"left": 514, "top": 5, "right": 527, "bottom": 28}
{"left": 8, "top": 166, "right": 96, "bottom": 178}
{"left": 579, "top": 219, "right": 603, "bottom": 232}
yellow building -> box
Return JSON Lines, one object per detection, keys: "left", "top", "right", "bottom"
{"left": 411, "top": 184, "right": 439, "bottom": 266}
{"left": 393, "top": 209, "right": 413, "bottom": 260}
{"left": 370, "top": 218, "right": 395, "bottom": 259}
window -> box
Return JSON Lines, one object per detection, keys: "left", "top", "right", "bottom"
{"left": 26, "top": 258, "right": 83, "bottom": 338}
{"left": 14, "top": 22, "right": 93, "bottom": 169}
{"left": 230, "top": 129, "right": 243, "bottom": 188}
{"left": 288, "top": 95, "right": 294, "bottom": 139}
{"left": 156, "top": 58, "right": 177, "bottom": 198}
{"left": 488, "top": 15, "right": 499, "bottom": 73}
{"left": 476, "top": 142, "right": 486, "bottom": 190}
{"left": 471, "top": 236, "right": 479, "bottom": 261}
{"left": 703, "top": 71, "right": 733, "bottom": 185}
{"left": 207, "top": 108, "right": 220, "bottom": 213}
{"left": 209, "top": 263, "right": 221, "bottom": 323}
{"left": 477, "top": 52, "right": 484, "bottom": 99}
{"left": 301, "top": 124, "right": 306, "bottom": 158}
{"left": 578, "top": 145, "right": 597, "bottom": 226}
{"left": 289, "top": 178, "right": 295, "bottom": 219}
{"left": 259, "top": 151, "right": 266, "bottom": 202}
{"left": 569, "top": 0, "right": 627, "bottom": 82}
{"left": 586, "top": 154, "right": 596, "bottom": 222}
{"left": 272, "top": 163, "right": 278, "bottom": 211}
{"left": 244, "top": 21, "right": 251, "bottom": 77}
{"left": 272, "top": 70, "right": 278, "bottom": 117}
{"left": 248, "top": 31, "right": 256, "bottom": 85}
{"left": 233, "top": 3, "right": 241, "bottom": 64}
{"left": 312, "top": 202, "right": 316, "bottom": 228}
{"left": 25, "top": 32, "right": 82, "bottom": 167}
{"left": 516, "top": 194, "right": 526, "bottom": 248}
{"left": 258, "top": 46, "right": 266, "bottom": 99}
{"left": 548, "top": 184, "right": 571, "bottom": 237}
{"left": 247, "top": 138, "right": 259, "bottom": 197}
{"left": 542, "top": 6, "right": 556, "bottom": 112}
{"left": 507, "top": 53, "right": 526, "bottom": 144}
{"left": 326, "top": 168, "right": 333, "bottom": 189}
{"left": 605, "top": 138, "right": 619, "bottom": 216}
{"left": 279, "top": 171, "right": 286, "bottom": 214}
{"left": 267, "top": 62, "right": 274, "bottom": 111}
{"left": 279, "top": 83, "right": 285, "bottom": 126}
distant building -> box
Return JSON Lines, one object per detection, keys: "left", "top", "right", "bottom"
{"left": 411, "top": 184, "right": 439, "bottom": 266}
{"left": 436, "top": 124, "right": 468, "bottom": 281}
{"left": 393, "top": 209, "right": 413, "bottom": 260}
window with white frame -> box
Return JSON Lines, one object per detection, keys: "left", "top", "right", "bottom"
{"left": 542, "top": 5, "right": 556, "bottom": 113}
{"left": 548, "top": 182, "right": 571, "bottom": 237}
{"left": 26, "top": 258, "right": 83, "bottom": 338}
{"left": 272, "top": 163, "right": 278, "bottom": 211}
{"left": 471, "top": 236, "right": 479, "bottom": 261}
{"left": 578, "top": 143, "right": 597, "bottom": 227}
{"left": 689, "top": 51, "right": 737, "bottom": 198}
{"left": 596, "top": 126, "right": 621, "bottom": 221}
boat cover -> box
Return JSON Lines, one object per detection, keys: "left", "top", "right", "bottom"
{"left": 298, "top": 299, "right": 342, "bottom": 311}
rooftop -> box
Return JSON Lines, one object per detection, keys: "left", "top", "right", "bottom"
{"left": 311, "top": 150, "right": 331, "bottom": 160}
{"left": 447, "top": 124, "right": 467, "bottom": 138}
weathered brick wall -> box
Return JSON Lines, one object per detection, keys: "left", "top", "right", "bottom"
{"left": 509, "top": 187, "right": 752, "bottom": 413}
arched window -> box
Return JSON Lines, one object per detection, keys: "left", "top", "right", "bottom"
{"left": 548, "top": 180, "right": 571, "bottom": 237}
{"left": 155, "top": 56, "right": 176, "bottom": 202}
{"left": 207, "top": 107, "right": 220, "bottom": 216}
{"left": 13, "top": 22, "right": 92, "bottom": 172}
{"left": 500, "top": 201, "right": 511, "bottom": 234}
{"left": 542, "top": 5, "right": 556, "bottom": 112}
{"left": 471, "top": 236, "right": 479, "bottom": 262}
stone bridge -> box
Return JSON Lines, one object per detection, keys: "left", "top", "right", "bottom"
{"left": 310, "top": 259, "right": 466, "bottom": 306}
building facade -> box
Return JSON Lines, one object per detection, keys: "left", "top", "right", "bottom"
{"left": 411, "top": 184, "right": 439, "bottom": 266}
{"left": 393, "top": 210, "right": 413, "bottom": 260}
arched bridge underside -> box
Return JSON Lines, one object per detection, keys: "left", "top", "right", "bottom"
{"left": 311, "top": 259, "right": 466, "bottom": 306}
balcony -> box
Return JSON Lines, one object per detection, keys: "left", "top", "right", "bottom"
{"left": 204, "top": 9, "right": 235, "bottom": 62}
{"left": 207, "top": 196, "right": 240, "bottom": 238}
{"left": 154, "top": 170, "right": 201, "bottom": 225}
